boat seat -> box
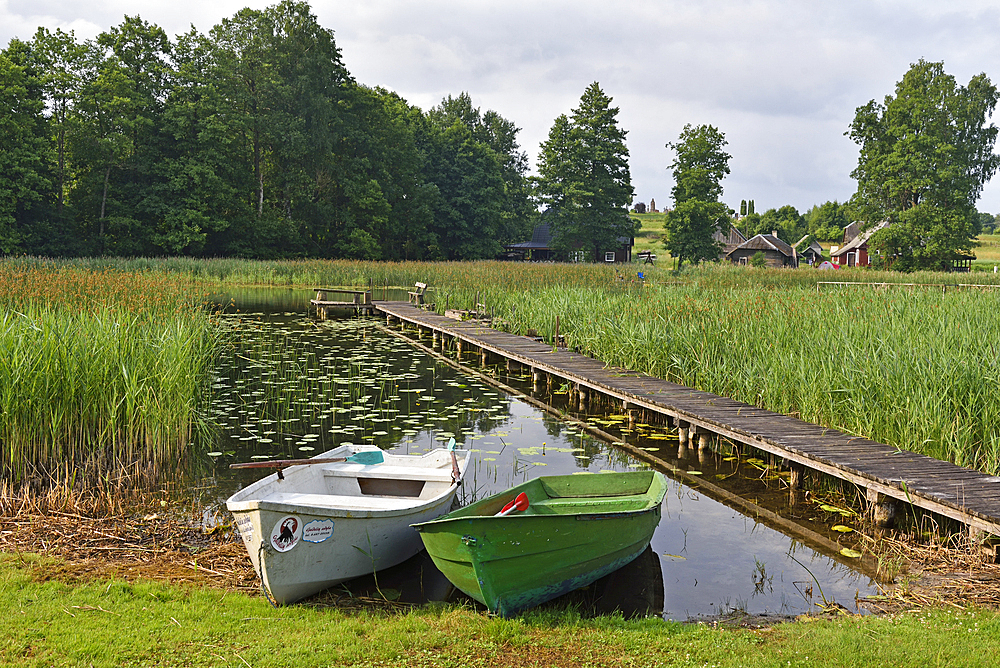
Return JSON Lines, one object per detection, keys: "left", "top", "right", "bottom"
{"left": 261, "top": 492, "right": 421, "bottom": 512}
{"left": 530, "top": 494, "right": 651, "bottom": 513}
{"left": 322, "top": 465, "right": 456, "bottom": 483}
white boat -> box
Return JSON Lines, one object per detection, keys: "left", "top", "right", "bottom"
{"left": 226, "top": 443, "right": 470, "bottom": 604}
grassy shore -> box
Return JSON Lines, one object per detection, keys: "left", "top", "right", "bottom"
{"left": 2, "top": 553, "right": 998, "bottom": 668}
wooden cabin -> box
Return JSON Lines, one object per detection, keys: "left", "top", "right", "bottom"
{"left": 725, "top": 232, "right": 798, "bottom": 268}
{"left": 504, "top": 221, "right": 634, "bottom": 263}
{"left": 830, "top": 221, "right": 889, "bottom": 267}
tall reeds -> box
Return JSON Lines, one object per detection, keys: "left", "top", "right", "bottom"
{"left": 0, "top": 266, "right": 217, "bottom": 488}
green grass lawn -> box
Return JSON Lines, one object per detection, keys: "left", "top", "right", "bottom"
{"left": 630, "top": 212, "right": 668, "bottom": 257}
{"left": 3, "top": 553, "right": 1000, "bottom": 667}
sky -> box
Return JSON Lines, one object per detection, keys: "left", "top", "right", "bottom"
{"left": 5, "top": 0, "right": 1000, "bottom": 214}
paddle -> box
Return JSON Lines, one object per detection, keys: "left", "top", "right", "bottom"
{"left": 447, "top": 437, "right": 461, "bottom": 485}
{"left": 230, "top": 450, "right": 385, "bottom": 479}
{"left": 495, "top": 492, "right": 529, "bottom": 517}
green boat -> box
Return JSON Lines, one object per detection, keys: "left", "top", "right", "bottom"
{"left": 412, "top": 470, "right": 667, "bottom": 617}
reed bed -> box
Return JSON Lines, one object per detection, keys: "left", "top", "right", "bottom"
{"left": 6, "top": 257, "right": 1000, "bottom": 479}
{"left": 0, "top": 266, "right": 218, "bottom": 488}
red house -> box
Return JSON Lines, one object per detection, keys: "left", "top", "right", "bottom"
{"left": 830, "top": 221, "right": 889, "bottom": 267}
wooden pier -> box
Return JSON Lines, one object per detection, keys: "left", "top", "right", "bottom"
{"left": 311, "top": 288, "right": 374, "bottom": 319}
{"left": 374, "top": 301, "right": 1000, "bottom": 542}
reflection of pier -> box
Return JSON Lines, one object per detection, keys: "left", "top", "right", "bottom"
{"left": 310, "top": 288, "right": 375, "bottom": 319}
{"left": 374, "top": 301, "right": 1000, "bottom": 545}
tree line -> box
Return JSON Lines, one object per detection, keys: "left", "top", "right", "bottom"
{"left": 0, "top": 1, "right": 539, "bottom": 259}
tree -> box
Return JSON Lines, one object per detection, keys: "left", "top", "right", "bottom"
{"left": 429, "top": 92, "right": 532, "bottom": 246}
{"left": 662, "top": 124, "right": 731, "bottom": 268}
{"left": 745, "top": 204, "right": 806, "bottom": 242}
{"left": 848, "top": 59, "right": 1000, "bottom": 270}
{"left": 535, "top": 82, "right": 635, "bottom": 262}
{"left": 0, "top": 39, "right": 52, "bottom": 253}
{"left": 805, "top": 201, "right": 850, "bottom": 242}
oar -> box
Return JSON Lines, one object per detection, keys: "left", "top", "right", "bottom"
{"left": 495, "top": 492, "right": 529, "bottom": 517}
{"left": 230, "top": 450, "right": 384, "bottom": 479}
{"left": 447, "top": 437, "right": 461, "bottom": 485}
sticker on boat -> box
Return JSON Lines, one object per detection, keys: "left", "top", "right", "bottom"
{"left": 270, "top": 516, "right": 302, "bottom": 552}
{"left": 302, "top": 519, "right": 335, "bottom": 543}
{"left": 235, "top": 514, "right": 254, "bottom": 543}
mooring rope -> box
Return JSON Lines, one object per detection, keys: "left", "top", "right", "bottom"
{"left": 256, "top": 541, "right": 279, "bottom": 608}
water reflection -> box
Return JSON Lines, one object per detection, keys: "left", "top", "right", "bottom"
{"left": 198, "top": 295, "right": 875, "bottom": 619}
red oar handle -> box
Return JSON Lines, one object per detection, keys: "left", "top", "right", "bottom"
{"left": 495, "top": 492, "right": 529, "bottom": 516}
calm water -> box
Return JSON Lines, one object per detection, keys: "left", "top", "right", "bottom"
{"left": 198, "top": 290, "right": 874, "bottom": 620}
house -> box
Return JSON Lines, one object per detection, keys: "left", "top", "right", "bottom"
{"left": 830, "top": 221, "right": 889, "bottom": 267}
{"left": 714, "top": 224, "right": 747, "bottom": 258}
{"left": 793, "top": 236, "right": 824, "bottom": 265}
{"left": 503, "top": 221, "right": 634, "bottom": 263}
{"left": 725, "top": 231, "right": 798, "bottom": 267}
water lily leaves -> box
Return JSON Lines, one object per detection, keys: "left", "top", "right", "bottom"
{"left": 819, "top": 503, "right": 857, "bottom": 517}
{"left": 839, "top": 548, "right": 862, "bottom": 559}
{"left": 831, "top": 525, "right": 854, "bottom": 533}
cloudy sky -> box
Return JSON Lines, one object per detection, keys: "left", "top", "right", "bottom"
{"left": 5, "top": 0, "right": 1000, "bottom": 214}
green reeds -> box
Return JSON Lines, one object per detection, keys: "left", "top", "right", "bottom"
{"left": 0, "top": 267, "right": 217, "bottom": 487}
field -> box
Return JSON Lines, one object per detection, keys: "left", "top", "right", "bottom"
{"left": 630, "top": 212, "right": 669, "bottom": 256}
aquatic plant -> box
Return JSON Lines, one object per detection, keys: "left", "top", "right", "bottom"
{"left": 0, "top": 266, "right": 217, "bottom": 486}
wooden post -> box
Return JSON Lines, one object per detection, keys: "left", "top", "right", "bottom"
{"left": 433, "top": 332, "right": 439, "bottom": 349}
{"left": 481, "top": 350, "right": 489, "bottom": 366}
{"left": 789, "top": 463, "right": 804, "bottom": 505}
{"left": 456, "top": 339, "right": 463, "bottom": 360}
{"left": 678, "top": 421, "right": 689, "bottom": 446}
{"left": 532, "top": 369, "right": 543, "bottom": 392}
{"left": 867, "top": 488, "right": 898, "bottom": 529}
{"left": 554, "top": 315, "right": 560, "bottom": 348}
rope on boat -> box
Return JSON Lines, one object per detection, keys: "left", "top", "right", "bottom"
{"left": 257, "top": 542, "right": 278, "bottom": 608}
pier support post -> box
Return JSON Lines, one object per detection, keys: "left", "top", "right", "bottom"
{"left": 577, "top": 384, "right": 588, "bottom": 412}
{"left": 789, "top": 463, "right": 805, "bottom": 505}
{"left": 432, "top": 332, "right": 439, "bottom": 349}
{"left": 481, "top": 350, "right": 489, "bottom": 366}
{"left": 456, "top": 339, "right": 463, "bottom": 360}
{"left": 866, "top": 489, "right": 899, "bottom": 529}
{"left": 532, "top": 369, "right": 543, "bottom": 392}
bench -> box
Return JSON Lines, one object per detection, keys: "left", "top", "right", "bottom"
{"left": 408, "top": 282, "right": 428, "bottom": 305}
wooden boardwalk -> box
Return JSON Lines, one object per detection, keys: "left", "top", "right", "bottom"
{"left": 374, "top": 301, "right": 1000, "bottom": 539}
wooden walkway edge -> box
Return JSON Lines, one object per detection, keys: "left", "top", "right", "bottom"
{"left": 373, "top": 301, "right": 1000, "bottom": 539}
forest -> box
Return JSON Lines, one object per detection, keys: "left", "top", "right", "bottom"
{"left": 0, "top": 1, "right": 535, "bottom": 260}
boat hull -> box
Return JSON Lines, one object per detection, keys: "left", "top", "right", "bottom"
{"left": 227, "top": 445, "right": 469, "bottom": 604}
{"left": 414, "top": 471, "right": 667, "bottom": 617}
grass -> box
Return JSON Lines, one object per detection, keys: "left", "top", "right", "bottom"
{"left": 2, "top": 553, "right": 1000, "bottom": 667}
{"left": 0, "top": 266, "right": 218, "bottom": 487}
{"left": 630, "top": 212, "right": 669, "bottom": 256}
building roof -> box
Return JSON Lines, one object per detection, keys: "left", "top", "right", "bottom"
{"left": 728, "top": 233, "right": 797, "bottom": 258}
{"left": 831, "top": 221, "right": 889, "bottom": 258}
{"left": 505, "top": 222, "right": 554, "bottom": 250}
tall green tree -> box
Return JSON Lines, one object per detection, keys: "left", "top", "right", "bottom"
{"left": 805, "top": 201, "right": 851, "bottom": 242}
{"left": 848, "top": 59, "right": 1000, "bottom": 270}
{"left": 428, "top": 93, "right": 532, "bottom": 245}
{"left": 745, "top": 204, "right": 806, "bottom": 242}
{"left": 662, "top": 123, "right": 731, "bottom": 268}
{"left": 0, "top": 39, "right": 52, "bottom": 253}
{"left": 535, "top": 82, "right": 635, "bottom": 262}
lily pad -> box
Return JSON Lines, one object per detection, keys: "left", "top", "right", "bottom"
{"left": 840, "top": 548, "right": 863, "bottom": 559}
